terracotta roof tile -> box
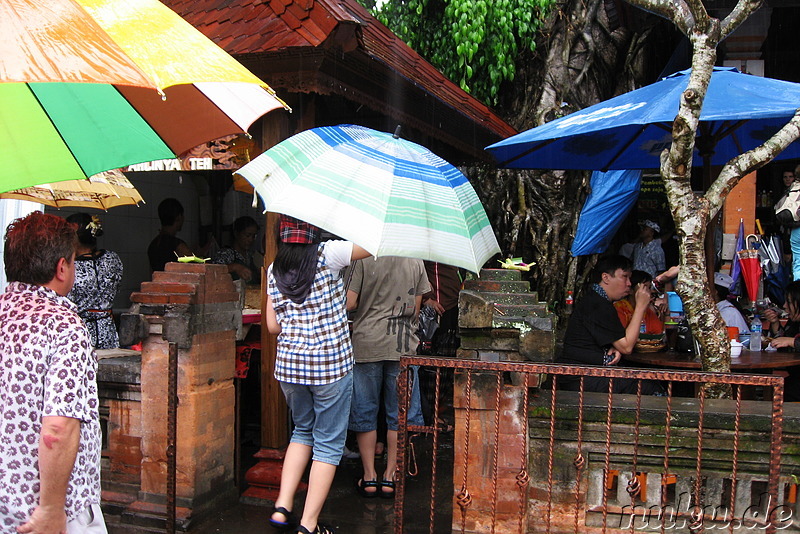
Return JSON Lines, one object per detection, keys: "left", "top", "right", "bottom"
{"left": 161, "top": 0, "right": 516, "bottom": 156}
{"left": 285, "top": 1, "right": 313, "bottom": 21}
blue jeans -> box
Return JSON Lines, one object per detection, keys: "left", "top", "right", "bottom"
{"left": 349, "top": 362, "right": 424, "bottom": 432}
{"left": 791, "top": 226, "right": 800, "bottom": 280}
{"left": 280, "top": 370, "right": 353, "bottom": 465}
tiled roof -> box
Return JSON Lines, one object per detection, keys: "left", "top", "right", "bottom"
{"left": 163, "top": 0, "right": 516, "bottom": 161}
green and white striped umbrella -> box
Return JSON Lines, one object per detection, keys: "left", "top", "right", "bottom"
{"left": 235, "top": 124, "right": 500, "bottom": 273}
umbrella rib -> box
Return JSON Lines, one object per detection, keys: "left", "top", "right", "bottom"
{"left": 715, "top": 120, "right": 748, "bottom": 154}
{"left": 111, "top": 85, "right": 175, "bottom": 157}
{"left": 600, "top": 125, "right": 649, "bottom": 171}
{"left": 22, "top": 83, "right": 87, "bottom": 181}
{"left": 497, "top": 138, "right": 559, "bottom": 167}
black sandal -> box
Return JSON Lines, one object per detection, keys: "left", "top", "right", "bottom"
{"left": 355, "top": 478, "right": 379, "bottom": 498}
{"left": 380, "top": 479, "right": 396, "bottom": 499}
{"left": 269, "top": 506, "right": 298, "bottom": 531}
{"left": 296, "top": 523, "right": 335, "bottom": 534}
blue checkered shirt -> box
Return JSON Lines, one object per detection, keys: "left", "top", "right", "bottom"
{"left": 267, "top": 242, "right": 353, "bottom": 385}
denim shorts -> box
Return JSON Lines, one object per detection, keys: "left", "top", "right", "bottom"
{"left": 280, "top": 370, "right": 353, "bottom": 465}
{"left": 349, "top": 362, "right": 424, "bottom": 432}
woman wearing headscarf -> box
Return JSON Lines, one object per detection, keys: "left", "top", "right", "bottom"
{"left": 66, "top": 213, "right": 123, "bottom": 349}
{"left": 265, "top": 215, "right": 370, "bottom": 534}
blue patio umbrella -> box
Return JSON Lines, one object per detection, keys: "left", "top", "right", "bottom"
{"left": 486, "top": 67, "right": 800, "bottom": 171}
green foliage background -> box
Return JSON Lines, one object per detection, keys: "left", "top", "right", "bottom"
{"left": 360, "top": 0, "right": 554, "bottom": 105}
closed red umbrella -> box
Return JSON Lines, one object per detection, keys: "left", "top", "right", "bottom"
{"left": 736, "top": 235, "right": 762, "bottom": 302}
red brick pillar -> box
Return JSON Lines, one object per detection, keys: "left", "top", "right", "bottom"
{"left": 452, "top": 372, "right": 529, "bottom": 533}
{"left": 122, "top": 263, "right": 240, "bottom": 529}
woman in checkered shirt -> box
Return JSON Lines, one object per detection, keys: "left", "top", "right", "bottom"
{"left": 265, "top": 215, "right": 370, "bottom": 534}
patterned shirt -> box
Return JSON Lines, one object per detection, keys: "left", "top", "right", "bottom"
{"left": 211, "top": 247, "right": 257, "bottom": 281}
{"left": 0, "top": 282, "right": 101, "bottom": 528}
{"left": 267, "top": 241, "right": 353, "bottom": 385}
{"left": 68, "top": 250, "right": 123, "bottom": 349}
{"left": 632, "top": 239, "right": 666, "bottom": 277}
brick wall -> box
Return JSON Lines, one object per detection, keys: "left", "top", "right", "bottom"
{"left": 112, "top": 262, "right": 240, "bottom": 530}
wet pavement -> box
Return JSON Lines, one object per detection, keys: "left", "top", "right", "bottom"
{"left": 189, "top": 432, "right": 454, "bottom": 534}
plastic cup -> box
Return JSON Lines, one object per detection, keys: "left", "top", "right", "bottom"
{"left": 726, "top": 326, "right": 739, "bottom": 340}
{"left": 730, "top": 341, "right": 743, "bottom": 358}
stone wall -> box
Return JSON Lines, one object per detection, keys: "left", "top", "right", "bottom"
{"left": 458, "top": 269, "right": 555, "bottom": 363}
{"left": 451, "top": 371, "right": 800, "bottom": 533}
{"left": 528, "top": 391, "right": 800, "bottom": 533}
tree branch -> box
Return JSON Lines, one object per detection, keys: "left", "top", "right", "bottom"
{"left": 720, "top": 0, "right": 763, "bottom": 41}
{"left": 623, "top": 0, "right": 694, "bottom": 35}
{"left": 706, "top": 111, "right": 800, "bottom": 217}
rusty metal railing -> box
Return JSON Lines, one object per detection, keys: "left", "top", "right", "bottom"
{"left": 395, "top": 357, "right": 787, "bottom": 534}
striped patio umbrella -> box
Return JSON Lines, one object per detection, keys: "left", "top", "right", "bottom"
{"left": 234, "top": 125, "right": 500, "bottom": 273}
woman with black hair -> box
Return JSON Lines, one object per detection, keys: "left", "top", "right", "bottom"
{"left": 66, "top": 213, "right": 123, "bottom": 348}
{"left": 265, "top": 215, "right": 370, "bottom": 534}
{"left": 212, "top": 215, "right": 260, "bottom": 282}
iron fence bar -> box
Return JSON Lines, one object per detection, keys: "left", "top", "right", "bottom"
{"left": 400, "top": 357, "right": 785, "bottom": 388}
{"left": 428, "top": 367, "right": 441, "bottom": 534}
{"left": 546, "top": 375, "right": 557, "bottom": 534}
{"left": 456, "top": 369, "right": 473, "bottom": 534}
{"left": 767, "top": 381, "right": 785, "bottom": 534}
{"left": 691, "top": 386, "right": 707, "bottom": 533}
{"left": 661, "top": 381, "right": 673, "bottom": 534}
{"left": 394, "top": 363, "right": 409, "bottom": 534}
{"left": 573, "top": 377, "right": 585, "bottom": 534}
{"left": 517, "top": 376, "right": 530, "bottom": 534}
{"left": 728, "top": 385, "right": 743, "bottom": 534}
{"left": 627, "top": 381, "right": 644, "bottom": 534}
{"left": 489, "top": 372, "right": 502, "bottom": 533}
{"left": 601, "top": 378, "right": 614, "bottom": 534}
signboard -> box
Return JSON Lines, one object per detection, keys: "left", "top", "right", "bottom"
{"left": 125, "top": 134, "right": 259, "bottom": 172}
{"left": 637, "top": 173, "right": 669, "bottom": 215}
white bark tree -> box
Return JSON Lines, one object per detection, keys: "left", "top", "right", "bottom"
{"left": 625, "top": 0, "right": 800, "bottom": 384}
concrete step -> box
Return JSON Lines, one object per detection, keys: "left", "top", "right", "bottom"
{"left": 492, "top": 303, "right": 549, "bottom": 317}
{"left": 468, "top": 291, "right": 544, "bottom": 306}
{"left": 477, "top": 268, "right": 523, "bottom": 281}
{"left": 463, "top": 279, "right": 531, "bottom": 294}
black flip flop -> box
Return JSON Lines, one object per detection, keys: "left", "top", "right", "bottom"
{"left": 355, "top": 478, "right": 380, "bottom": 498}
{"left": 269, "top": 506, "right": 298, "bottom": 531}
{"left": 379, "top": 479, "right": 395, "bottom": 499}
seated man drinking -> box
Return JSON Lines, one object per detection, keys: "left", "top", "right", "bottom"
{"left": 557, "top": 255, "right": 663, "bottom": 395}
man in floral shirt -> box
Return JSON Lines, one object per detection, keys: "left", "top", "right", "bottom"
{"left": 0, "top": 212, "right": 105, "bottom": 534}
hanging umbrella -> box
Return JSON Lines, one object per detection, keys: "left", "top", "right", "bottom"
{"left": 234, "top": 125, "right": 501, "bottom": 273}
{"left": 571, "top": 169, "right": 641, "bottom": 255}
{"left": 0, "top": 0, "right": 289, "bottom": 193}
{"left": 486, "top": 67, "right": 800, "bottom": 171}
{"left": 737, "top": 234, "right": 763, "bottom": 302}
{"left": 729, "top": 219, "right": 746, "bottom": 296}
{"left": 0, "top": 170, "right": 143, "bottom": 210}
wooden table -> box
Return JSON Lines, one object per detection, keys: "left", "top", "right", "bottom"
{"left": 624, "top": 350, "right": 800, "bottom": 371}
{"left": 624, "top": 350, "right": 800, "bottom": 399}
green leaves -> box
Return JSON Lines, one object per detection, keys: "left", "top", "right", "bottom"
{"left": 363, "top": 0, "right": 554, "bottom": 105}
